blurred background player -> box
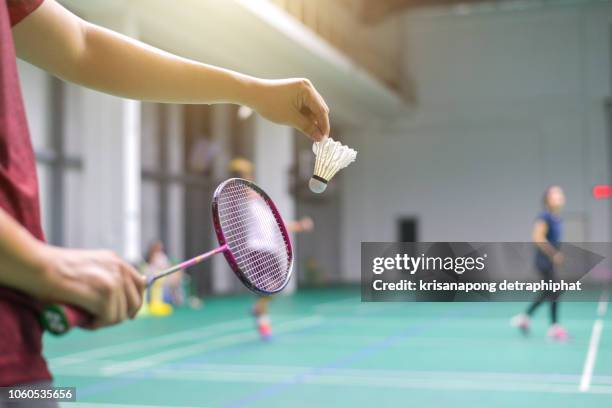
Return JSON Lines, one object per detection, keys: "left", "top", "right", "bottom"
{"left": 142, "top": 240, "right": 186, "bottom": 309}
{"left": 512, "top": 186, "right": 568, "bottom": 341}
{"left": 228, "top": 158, "right": 314, "bottom": 340}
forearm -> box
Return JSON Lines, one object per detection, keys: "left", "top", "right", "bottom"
{"left": 17, "top": 14, "right": 257, "bottom": 105}
{"left": 74, "top": 26, "right": 260, "bottom": 104}
{"left": 286, "top": 221, "right": 302, "bottom": 233}
{"left": 532, "top": 221, "right": 558, "bottom": 259}
{"left": 0, "top": 212, "right": 88, "bottom": 308}
{"left": 0, "top": 209, "right": 49, "bottom": 298}
{"left": 535, "top": 241, "right": 558, "bottom": 259}
{"left": 14, "top": 0, "right": 330, "bottom": 140}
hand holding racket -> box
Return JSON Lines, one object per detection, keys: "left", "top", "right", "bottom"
{"left": 41, "top": 178, "right": 294, "bottom": 335}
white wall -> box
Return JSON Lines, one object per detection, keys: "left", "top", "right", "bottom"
{"left": 254, "top": 115, "right": 297, "bottom": 292}
{"left": 18, "top": 16, "right": 142, "bottom": 261}
{"left": 18, "top": 61, "right": 50, "bottom": 152}
{"left": 341, "top": 2, "right": 612, "bottom": 281}
{"left": 17, "top": 61, "right": 53, "bottom": 238}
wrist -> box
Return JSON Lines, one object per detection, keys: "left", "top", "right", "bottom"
{"left": 33, "top": 245, "right": 81, "bottom": 307}
{"left": 37, "top": 248, "right": 100, "bottom": 315}
{"left": 13, "top": 238, "right": 58, "bottom": 301}
{"left": 32, "top": 244, "right": 65, "bottom": 301}
{"left": 237, "top": 75, "right": 264, "bottom": 109}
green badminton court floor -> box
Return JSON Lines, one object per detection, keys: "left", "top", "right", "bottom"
{"left": 44, "top": 287, "right": 612, "bottom": 408}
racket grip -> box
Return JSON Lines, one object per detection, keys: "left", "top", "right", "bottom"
{"left": 41, "top": 304, "right": 93, "bottom": 335}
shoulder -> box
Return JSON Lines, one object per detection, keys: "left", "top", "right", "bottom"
{"left": 536, "top": 212, "right": 551, "bottom": 223}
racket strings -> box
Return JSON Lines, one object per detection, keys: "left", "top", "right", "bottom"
{"left": 216, "top": 180, "right": 291, "bottom": 293}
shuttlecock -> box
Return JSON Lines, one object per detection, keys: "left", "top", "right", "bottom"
{"left": 309, "top": 137, "right": 357, "bottom": 193}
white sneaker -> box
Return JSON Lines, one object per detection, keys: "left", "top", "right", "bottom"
{"left": 511, "top": 313, "right": 530, "bottom": 335}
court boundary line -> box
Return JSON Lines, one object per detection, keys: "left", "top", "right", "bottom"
{"left": 65, "top": 316, "right": 324, "bottom": 399}
{"left": 51, "top": 318, "right": 254, "bottom": 366}
{"left": 56, "top": 362, "right": 612, "bottom": 384}
{"left": 579, "top": 289, "right": 608, "bottom": 392}
{"left": 94, "top": 316, "right": 322, "bottom": 376}
{"left": 48, "top": 295, "right": 612, "bottom": 405}
{"left": 61, "top": 403, "right": 206, "bottom": 408}
{"left": 51, "top": 313, "right": 315, "bottom": 367}
{"left": 221, "top": 304, "right": 469, "bottom": 408}
{"left": 54, "top": 362, "right": 612, "bottom": 395}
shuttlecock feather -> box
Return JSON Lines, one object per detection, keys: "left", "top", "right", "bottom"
{"left": 309, "top": 137, "right": 357, "bottom": 193}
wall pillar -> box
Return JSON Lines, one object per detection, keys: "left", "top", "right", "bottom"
{"left": 253, "top": 116, "right": 297, "bottom": 293}
{"left": 211, "top": 105, "right": 234, "bottom": 294}
{"left": 79, "top": 13, "right": 141, "bottom": 261}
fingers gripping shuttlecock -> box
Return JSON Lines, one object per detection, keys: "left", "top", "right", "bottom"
{"left": 309, "top": 137, "right": 357, "bottom": 193}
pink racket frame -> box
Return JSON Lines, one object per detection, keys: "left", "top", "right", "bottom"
{"left": 211, "top": 178, "right": 294, "bottom": 295}
{"left": 42, "top": 178, "right": 294, "bottom": 335}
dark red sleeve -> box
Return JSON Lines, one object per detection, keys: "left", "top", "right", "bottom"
{"left": 7, "top": 0, "right": 44, "bottom": 27}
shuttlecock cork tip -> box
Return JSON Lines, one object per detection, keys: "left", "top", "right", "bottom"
{"left": 309, "top": 176, "right": 328, "bottom": 194}
{"left": 309, "top": 137, "right": 357, "bottom": 194}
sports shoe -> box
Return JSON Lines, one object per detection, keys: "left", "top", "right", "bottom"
{"left": 257, "top": 315, "right": 272, "bottom": 340}
{"left": 511, "top": 313, "right": 531, "bottom": 335}
{"left": 547, "top": 324, "right": 570, "bottom": 342}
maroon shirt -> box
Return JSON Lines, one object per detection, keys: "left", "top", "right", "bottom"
{"left": 0, "top": 0, "right": 49, "bottom": 386}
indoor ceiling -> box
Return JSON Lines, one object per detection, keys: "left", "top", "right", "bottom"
{"left": 338, "top": 0, "right": 506, "bottom": 23}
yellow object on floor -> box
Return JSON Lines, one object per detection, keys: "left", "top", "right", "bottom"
{"left": 139, "top": 277, "right": 173, "bottom": 317}
{"left": 148, "top": 301, "right": 173, "bottom": 316}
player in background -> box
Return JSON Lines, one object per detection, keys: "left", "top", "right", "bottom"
{"left": 512, "top": 186, "right": 569, "bottom": 341}
{"left": 228, "top": 158, "right": 313, "bottom": 340}
{"left": 142, "top": 240, "right": 189, "bottom": 309}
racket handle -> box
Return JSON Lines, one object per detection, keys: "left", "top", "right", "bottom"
{"left": 40, "top": 304, "right": 92, "bottom": 335}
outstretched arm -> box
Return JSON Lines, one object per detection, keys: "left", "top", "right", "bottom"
{"left": 287, "top": 217, "right": 314, "bottom": 233}
{"left": 13, "top": 0, "right": 330, "bottom": 141}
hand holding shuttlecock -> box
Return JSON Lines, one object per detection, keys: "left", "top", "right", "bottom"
{"left": 309, "top": 137, "right": 357, "bottom": 193}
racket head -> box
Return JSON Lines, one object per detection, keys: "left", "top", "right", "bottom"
{"left": 212, "top": 178, "right": 293, "bottom": 295}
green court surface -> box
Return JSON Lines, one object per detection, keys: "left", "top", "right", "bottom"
{"left": 44, "top": 288, "right": 612, "bottom": 408}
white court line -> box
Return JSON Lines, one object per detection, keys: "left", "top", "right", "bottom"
{"left": 53, "top": 363, "right": 612, "bottom": 394}
{"left": 57, "top": 365, "right": 612, "bottom": 395}
{"left": 579, "top": 290, "right": 608, "bottom": 392}
{"left": 180, "top": 364, "right": 612, "bottom": 384}
{"left": 61, "top": 403, "right": 205, "bottom": 408}
{"left": 54, "top": 312, "right": 322, "bottom": 366}
{"left": 597, "top": 290, "right": 609, "bottom": 317}
{"left": 580, "top": 320, "right": 603, "bottom": 392}
{"left": 52, "top": 318, "right": 254, "bottom": 366}
{"left": 295, "top": 376, "right": 612, "bottom": 394}
{"left": 98, "top": 316, "right": 322, "bottom": 376}
{"left": 325, "top": 316, "right": 597, "bottom": 324}
{"left": 259, "top": 333, "right": 597, "bottom": 351}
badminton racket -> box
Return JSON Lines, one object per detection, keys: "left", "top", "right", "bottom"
{"left": 41, "top": 178, "right": 293, "bottom": 335}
